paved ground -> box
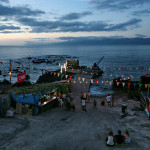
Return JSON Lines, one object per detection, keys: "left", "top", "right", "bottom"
{"left": 0, "top": 68, "right": 150, "bottom": 150}
{"left": 0, "top": 92, "right": 150, "bottom": 150}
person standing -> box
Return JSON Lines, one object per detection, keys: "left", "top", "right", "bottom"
{"left": 80, "top": 92, "right": 83, "bottom": 102}
{"left": 71, "top": 98, "right": 76, "bottom": 111}
{"left": 87, "top": 91, "right": 90, "bottom": 103}
{"left": 83, "top": 92, "right": 87, "bottom": 102}
{"left": 111, "top": 94, "right": 114, "bottom": 107}
{"left": 93, "top": 99, "right": 97, "bottom": 109}
{"left": 82, "top": 98, "right": 86, "bottom": 112}
{"left": 106, "top": 94, "right": 111, "bottom": 107}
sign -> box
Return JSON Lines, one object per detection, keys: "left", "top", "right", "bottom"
{"left": 17, "top": 72, "right": 26, "bottom": 83}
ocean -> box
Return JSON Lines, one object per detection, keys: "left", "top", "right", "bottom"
{"left": 0, "top": 45, "right": 150, "bottom": 96}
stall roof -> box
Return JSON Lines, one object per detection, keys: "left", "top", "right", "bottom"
{"left": 11, "top": 92, "right": 41, "bottom": 105}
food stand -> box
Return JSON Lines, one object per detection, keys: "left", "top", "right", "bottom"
{"left": 40, "top": 88, "right": 59, "bottom": 112}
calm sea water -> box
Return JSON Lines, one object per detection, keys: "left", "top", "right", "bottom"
{"left": 0, "top": 45, "right": 150, "bottom": 96}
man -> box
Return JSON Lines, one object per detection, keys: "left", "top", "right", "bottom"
{"left": 82, "top": 98, "right": 86, "bottom": 112}
{"left": 106, "top": 94, "right": 111, "bottom": 107}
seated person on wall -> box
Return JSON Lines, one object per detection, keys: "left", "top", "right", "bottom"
{"left": 115, "top": 130, "right": 124, "bottom": 145}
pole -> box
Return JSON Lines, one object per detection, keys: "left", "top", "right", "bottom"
{"left": 9, "top": 59, "right": 12, "bottom": 85}
{"left": 147, "top": 86, "right": 149, "bottom": 98}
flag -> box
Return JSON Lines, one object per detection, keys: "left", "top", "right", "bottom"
{"left": 117, "top": 82, "right": 119, "bottom": 86}
{"left": 17, "top": 72, "right": 26, "bottom": 83}
{"left": 145, "top": 84, "right": 148, "bottom": 88}
{"left": 128, "top": 83, "right": 131, "bottom": 88}
{"left": 95, "top": 80, "right": 98, "bottom": 84}
{"left": 122, "top": 83, "right": 125, "bottom": 87}
{"left": 139, "top": 84, "right": 142, "bottom": 88}
{"left": 133, "top": 83, "right": 136, "bottom": 88}
{"left": 66, "top": 75, "right": 68, "bottom": 79}
{"left": 104, "top": 81, "right": 108, "bottom": 85}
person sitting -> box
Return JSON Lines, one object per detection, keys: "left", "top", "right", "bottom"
{"left": 101, "top": 100, "right": 105, "bottom": 106}
{"left": 105, "top": 131, "right": 115, "bottom": 147}
{"left": 124, "top": 130, "right": 131, "bottom": 144}
{"left": 115, "top": 130, "right": 124, "bottom": 145}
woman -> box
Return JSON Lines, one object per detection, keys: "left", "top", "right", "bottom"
{"left": 106, "top": 131, "right": 115, "bottom": 146}
{"left": 124, "top": 130, "right": 131, "bottom": 144}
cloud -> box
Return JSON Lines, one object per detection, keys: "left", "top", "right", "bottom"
{"left": 106, "top": 18, "right": 141, "bottom": 31}
{"left": 55, "top": 36, "right": 150, "bottom": 45}
{"left": 0, "top": 25, "right": 20, "bottom": 31}
{"left": 0, "top": 3, "right": 45, "bottom": 17}
{"left": 58, "top": 11, "right": 92, "bottom": 20}
{"left": 17, "top": 17, "right": 141, "bottom": 33}
{"left": 90, "top": 0, "right": 150, "bottom": 11}
{"left": 133, "top": 9, "right": 150, "bottom": 16}
{"left": 135, "top": 34, "right": 147, "bottom": 38}
{"left": 0, "top": 31, "right": 23, "bottom": 33}
{"left": 24, "top": 36, "right": 150, "bottom": 46}
{"left": 0, "top": 0, "right": 9, "bottom": 3}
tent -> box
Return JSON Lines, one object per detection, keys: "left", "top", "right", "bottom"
{"left": 11, "top": 92, "right": 41, "bottom": 105}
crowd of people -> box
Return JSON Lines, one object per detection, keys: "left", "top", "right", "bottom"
{"left": 57, "top": 94, "right": 76, "bottom": 111}
{"left": 106, "top": 130, "right": 131, "bottom": 147}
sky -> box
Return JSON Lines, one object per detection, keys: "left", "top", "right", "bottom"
{"left": 0, "top": 0, "right": 150, "bottom": 45}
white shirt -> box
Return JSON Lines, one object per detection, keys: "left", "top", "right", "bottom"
{"left": 107, "top": 136, "right": 114, "bottom": 145}
{"left": 83, "top": 93, "right": 87, "bottom": 99}
{"left": 106, "top": 96, "right": 111, "bottom": 102}
{"left": 82, "top": 99, "right": 86, "bottom": 106}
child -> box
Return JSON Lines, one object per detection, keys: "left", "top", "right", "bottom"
{"left": 93, "top": 99, "right": 97, "bottom": 109}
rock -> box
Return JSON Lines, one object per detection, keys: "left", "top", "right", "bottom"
{"left": 12, "top": 80, "right": 31, "bottom": 87}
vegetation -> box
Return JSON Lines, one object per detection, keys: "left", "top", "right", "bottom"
{"left": 7, "top": 82, "right": 70, "bottom": 95}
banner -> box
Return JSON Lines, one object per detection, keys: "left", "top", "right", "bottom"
{"left": 17, "top": 72, "right": 26, "bottom": 83}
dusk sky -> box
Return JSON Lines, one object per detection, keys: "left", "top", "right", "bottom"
{"left": 0, "top": 0, "right": 150, "bottom": 45}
